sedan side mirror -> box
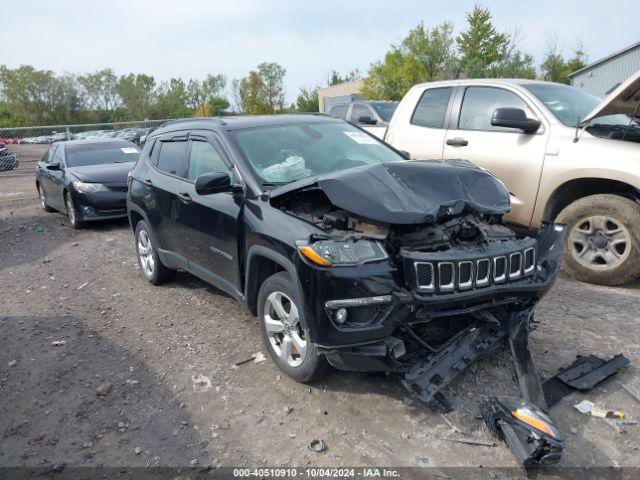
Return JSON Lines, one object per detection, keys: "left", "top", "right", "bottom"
{"left": 491, "top": 108, "right": 541, "bottom": 134}
{"left": 195, "top": 172, "right": 232, "bottom": 195}
{"left": 46, "top": 162, "right": 61, "bottom": 171}
{"left": 357, "top": 115, "right": 377, "bottom": 125}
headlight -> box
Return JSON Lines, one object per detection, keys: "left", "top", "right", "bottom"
{"left": 72, "top": 182, "right": 109, "bottom": 193}
{"left": 297, "top": 239, "right": 387, "bottom": 267}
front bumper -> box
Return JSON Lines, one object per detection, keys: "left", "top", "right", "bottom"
{"left": 71, "top": 189, "right": 128, "bottom": 221}
{"left": 296, "top": 223, "right": 565, "bottom": 371}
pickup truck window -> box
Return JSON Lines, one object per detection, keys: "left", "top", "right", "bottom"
{"left": 411, "top": 87, "right": 452, "bottom": 128}
{"left": 459, "top": 87, "right": 533, "bottom": 132}
{"left": 329, "top": 104, "right": 348, "bottom": 120}
{"left": 351, "top": 104, "right": 372, "bottom": 123}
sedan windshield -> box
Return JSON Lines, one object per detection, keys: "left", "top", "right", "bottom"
{"left": 65, "top": 142, "right": 140, "bottom": 167}
{"left": 524, "top": 83, "right": 633, "bottom": 127}
{"left": 232, "top": 121, "right": 404, "bottom": 184}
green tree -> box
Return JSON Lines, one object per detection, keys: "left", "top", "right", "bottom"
{"left": 115, "top": 73, "right": 156, "bottom": 119}
{"left": 456, "top": 5, "right": 510, "bottom": 78}
{"left": 208, "top": 96, "right": 230, "bottom": 116}
{"left": 155, "top": 78, "right": 191, "bottom": 118}
{"left": 326, "top": 69, "right": 361, "bottom": 86}
{"left": 541, "top": 41, "right": 587, "bottom": 84}
{"left": 238, "top": 62, "right": 286, "bottom": 114}
{"left": 78, "top": 68, "right": 120, "bottom": 121}
{"left": 295, "top": 86, "right": 319, "bottom": 112}
{"left": 361, "top": 21, "right": 456, "bottom": 100}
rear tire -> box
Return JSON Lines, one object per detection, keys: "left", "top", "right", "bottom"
{"left": 65, "top": 192, "right": 84, "bottom": 229}
{"left": 257, "top": 272, "right": 328, "bottom": 383}
{"left": 556, "top": 194, "right": 640, "bottom": 286}
{"left": 134, "top": 220, "right": 176, "bottom": 285}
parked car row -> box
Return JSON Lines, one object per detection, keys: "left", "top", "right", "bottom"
{"left": 18, "top": 127, "right": 155, "bottom": 145}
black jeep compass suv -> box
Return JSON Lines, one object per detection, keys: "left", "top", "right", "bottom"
{"left": 127, "top": 115, "right": 565, "bottom": 411}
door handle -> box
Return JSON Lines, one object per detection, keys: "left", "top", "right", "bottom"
{"left": 446, "top": 137, "right": 469, "bottom": 147}
{"left": 178, "top": 192, "right": 192, "bottom": 204}
{"left": 142, "top": 179, "right": 153, "bottom": 186}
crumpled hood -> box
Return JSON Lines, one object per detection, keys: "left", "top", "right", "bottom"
{"left": 66, "top": 162, "right": 134, "bottom": 183}
{"left": 581, "top": 69, "right": 640, "bottom": 126}
{"left": 269, "top": 160, "right": 510, "bottom": 224}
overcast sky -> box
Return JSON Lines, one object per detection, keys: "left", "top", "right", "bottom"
{"left": 2, "top": 0, "right": 639, "bottom": 104}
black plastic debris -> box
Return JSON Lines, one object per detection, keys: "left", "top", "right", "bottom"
{"left": 543, "top": 354, "right": 629, "bottom": 407}
{"left": 481, "top": 396, "right": 564, "bottom": 467}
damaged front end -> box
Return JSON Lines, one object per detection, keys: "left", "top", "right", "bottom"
{"left": 271, "top": 159, "right": 565, "bottom": 430}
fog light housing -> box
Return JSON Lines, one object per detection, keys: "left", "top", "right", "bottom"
{"left": 335, "top": 308, "right": 348, "bottom": 324}
{"left": 82, "top": 206, "right": 96, "bottom": 215}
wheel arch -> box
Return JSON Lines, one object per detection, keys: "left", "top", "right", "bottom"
{"left": 127, "top": 203, "right": 148, "bottom": 233}
{"left": 542, "top": 178, "right": 640, "bottom": 223}
{"left": 245, "top": 246, "right": 307, "bottom": 328}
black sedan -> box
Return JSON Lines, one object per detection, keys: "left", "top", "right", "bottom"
{"left": 36, "top": 139, "right": 141, "bottom": 228}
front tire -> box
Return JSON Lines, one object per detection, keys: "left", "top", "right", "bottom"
{"left": 38, "top": 184, "right": 54, "bottom": 212}
{"left": 134, "top": 220, "right": 176, "bottom": 285}
{"left": 557, "top": 194, "right": 640, "bottom": 286}
{"left": 65, "top": 192, "right": 84, "bottom": 229}
{"left": 257, "top": 272, "right": 328, "bottom": 382}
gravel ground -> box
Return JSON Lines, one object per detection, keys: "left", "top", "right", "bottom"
{"left": 1, "top": 146, "right": 640, "bottom": 476}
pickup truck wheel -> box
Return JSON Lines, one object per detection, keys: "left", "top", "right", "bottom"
{"left": 556, "top": 194, "right": 640, "bottom": 286}
{"left": 257, "top": 272, "right": 328, "bottom": 383}
{"left": 134, "top": 220, "right": 176, "bottom": 285}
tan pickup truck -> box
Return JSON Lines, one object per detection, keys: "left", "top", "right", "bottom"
{"left": 379, "top": 72, "right": 640, "bottom": 286}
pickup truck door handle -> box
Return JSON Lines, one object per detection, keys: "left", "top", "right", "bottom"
{"left": 178, "top": 192, "right": 192, "bottom": 204}
{"left": 446, "top": 138, "right": 469, "bottom": 147}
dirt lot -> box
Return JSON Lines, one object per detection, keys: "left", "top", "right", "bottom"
{"left": 1, "top": 145, "right": 640, "bottom": 476}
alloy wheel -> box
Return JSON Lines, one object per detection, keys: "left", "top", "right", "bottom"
{"left": 137, "top": 229, "right": 155, "bottom": 277}
{"left": 569, "top": 215, "right": 631, "bottom": 270}
{"left": 263, "top": 291, "right": 307, "bottom": 367}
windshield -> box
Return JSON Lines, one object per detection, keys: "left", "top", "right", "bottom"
{"left": 524, "top": 83, "right": 633, "bottom": 127}
{"left": 232, "top": 121, "right": 404, "bottom": 184}
{"left": 65, "top": 142, "right": 140, "bottom": 167}
{"left": 372, "top": 102, "right": 398, "bottom": 122}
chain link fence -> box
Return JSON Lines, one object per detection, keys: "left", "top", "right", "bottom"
{"left": 0, "top": 119, "right": 173, "bottom": 178}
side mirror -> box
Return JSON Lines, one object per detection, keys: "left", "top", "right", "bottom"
{"left": 491, "top": 108, "right": 540, "bottom": 134}
{"left": 195, "top": 172, "right": 232, "bottom": 195}
{"left": 46, "top": 162, "right": 61, "bottom": 171}
{"left": 357, "top": 115, "right": 376, "bottom": 125}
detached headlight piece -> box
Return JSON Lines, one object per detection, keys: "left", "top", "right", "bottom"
{"left": 72, "top": 181, "right": 109, "bottom": 193}
{"left": 298, "top": 239, "right": 387, "bottom": 267}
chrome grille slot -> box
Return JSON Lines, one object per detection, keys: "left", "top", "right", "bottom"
{"left": 415, "top": 262, "right": 434, "bottom": 291}
{"left": 438, "top": 262, "right": 455, "bottom": 291}
{"left": 493, "top": 256, "right": 507, "bottom": 283}
{"left": 524, "top": 247, "right": 535, "bottom": 274}
{"left": 509, "top": 252, "right": 522, "bottom": 279}
{"left": 476, "top": 258, "right": 490, "bottom": 286}
{"left": 458, "top": 261, "right": 473, "bottom": 289}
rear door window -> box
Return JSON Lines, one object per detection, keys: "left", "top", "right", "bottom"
{"left": 411, "top": 87, "right": 453, "bottom": 128}
{"left": 157, "top": 140, "right": 188, "bottom": 177}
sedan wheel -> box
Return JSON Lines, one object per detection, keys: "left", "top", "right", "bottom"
{"left": 38, "top": 185, "right": 53, "bottom": 212}
{"left": 137, "top": 229, "right": 156, "bottom": 278}
{"left": 65, "top": 193, "right": 83, "bottom": 229}
{"left": 263, "top": 291, "right": 307, "bottom": 367}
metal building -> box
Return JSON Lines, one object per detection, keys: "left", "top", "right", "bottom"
{"left": 569, "top": 41, "right": 640, "bottom": 98}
